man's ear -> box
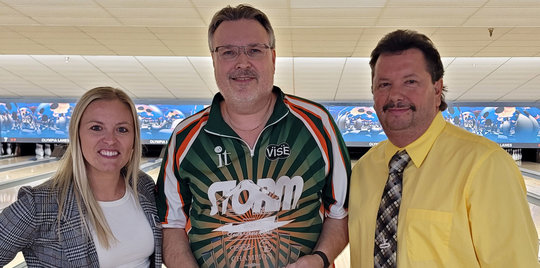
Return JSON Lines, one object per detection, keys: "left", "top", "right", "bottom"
{"left": 434, "top": 79, "right": 443, "bottom": 96}
{"left": 434, "top": 79, "right": 443, "bottom": 108}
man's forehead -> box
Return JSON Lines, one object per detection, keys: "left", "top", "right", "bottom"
{"left": 213, "top": 19, "right": 268, "bottom": 43}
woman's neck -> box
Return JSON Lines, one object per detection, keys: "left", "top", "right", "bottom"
{"left": 88, "top": 171, "right": 126, "bottom": 201}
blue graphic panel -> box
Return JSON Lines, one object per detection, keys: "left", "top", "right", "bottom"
{"left": 329, "top": 104, "right": 540, "bottom": 148}
{"left": 136, "top": 104, "right": 207, "bottom": 144}
{"left": 442, "top": 106, "right": 540, "bottom": 148}
{"left": 1, "top": 101, "right": 539, "bottom": 148}
{"left": 0, "top": 101, "right": 207, "bottom": 144}
{"left": 329, "top": 105, "right": 386, "bottom": 147}
{"left": 0, "top": 102, "right": 72, "bottom": 143}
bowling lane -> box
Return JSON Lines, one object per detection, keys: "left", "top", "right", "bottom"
{"left": 4, "top": 252, "right": 24, "bottom": 268}
{"left": 0, "top": 157, "right": 63, "bottom": 215}
{"left": 530, "top": 202, "right": 540, "bottom": 239}
{"left": 0, "top": 157, "right": 159, "bottom": 185}
{"left": 0, "top": 178, "right": 46, "bottom": 211}
{"left": 0, "top": 158, "right": 161, "bottom": 212}
{"left": 522, "top": 161, "right": 540, "bottom": 173}
{"left": 0, "top": 157, "right": 59, "bottom": 174}
{"left": 146, "top": 166, "right": 160, "bottom": 181}
{"left": 0, "top": 160, "right": 59, "bottom": 184}
{"left": 523, "top": 161, "right": 540, "bottom": 241}
{"left": 526, "top": 175, "right": 540, "bottom": 234}
{"left": 0, "top": 158, "right": 70, "bottom": 212}
{"left": 518, "top": 161, "right": 540, "bottom": 261}
{"left": 0, "top": 155, "right": 34, "bottom": 166}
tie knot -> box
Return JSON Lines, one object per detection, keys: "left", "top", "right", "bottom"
{"left": 389, "top": 150, "right": 410, "bottom": 174}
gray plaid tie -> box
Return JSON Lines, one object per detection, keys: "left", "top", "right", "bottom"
{"left": 374, "top": 150, "right": 411, "bottom": 268}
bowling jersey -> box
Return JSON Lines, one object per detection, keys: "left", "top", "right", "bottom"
{"left": 156, "top": 86, "right": 350, "bottom": 268}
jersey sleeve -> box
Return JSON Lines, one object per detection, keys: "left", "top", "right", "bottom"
{"left": 321, "top": 108, "right": 351, "bottom": 219}
{"left": 156, "top": 130, "right": 192, "bottom": 229}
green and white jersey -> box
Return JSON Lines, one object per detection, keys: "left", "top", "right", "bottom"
{"left": 157, "top": 87, "right": 350, "bottom": 268}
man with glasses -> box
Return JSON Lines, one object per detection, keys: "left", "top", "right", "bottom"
{"left": 156, "top": 4, "right": 350, "bottom": 268}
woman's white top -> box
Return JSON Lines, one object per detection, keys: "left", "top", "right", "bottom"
{"left": 90, "top": 188, "right": 154, "bottom": 268}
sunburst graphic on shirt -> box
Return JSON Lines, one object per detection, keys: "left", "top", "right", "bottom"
{"left": 200, "top": 209, "right": 302, "bottom": 268}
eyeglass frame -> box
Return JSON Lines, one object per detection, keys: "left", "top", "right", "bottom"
{"left": 211, "top": 43, "right": 273, "bottom": 61}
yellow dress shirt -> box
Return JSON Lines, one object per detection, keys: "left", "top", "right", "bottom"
{"left": 349, "top": 112, "right": 539, "bottom": 267}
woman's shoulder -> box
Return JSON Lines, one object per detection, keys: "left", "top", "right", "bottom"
{"left": 137, "top": 171, "right": 155, "bottom": 185}
{"left": 7, "top": 179, "right": 62, "bottom": 218}
{"left": 17, "top": 180, "right": 58, "bottom": 200}
{"left": 135, "top": 171, "right": 156, "bottom": 195}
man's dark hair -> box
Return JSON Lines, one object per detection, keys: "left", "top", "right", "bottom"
{"left": 370, "top": 29, "right": 448, "bottom": 111}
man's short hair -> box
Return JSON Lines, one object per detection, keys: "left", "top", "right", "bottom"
{"left": 208, "top": 4, "right": 275, "bottom": 51}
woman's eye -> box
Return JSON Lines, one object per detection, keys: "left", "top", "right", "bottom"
{"left": 118, "top": 127, "right": 129, "bottom": 133}
{"left": 90, "top": 125, "right": 102, "bottom": 131}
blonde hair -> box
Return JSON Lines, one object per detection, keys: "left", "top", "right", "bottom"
{"left": 52, "top": 86, "right": 141, "bottom": 248}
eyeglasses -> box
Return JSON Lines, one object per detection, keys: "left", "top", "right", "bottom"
{"left": 212, "top": 44, "right": 272, "bottom": 61}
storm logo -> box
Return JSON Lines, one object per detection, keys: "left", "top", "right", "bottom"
{"left": 208, "top": 176, "right": 303, "bottom": 216}
{"left": 265, "top": 143, "right": 290, "bottom": 160}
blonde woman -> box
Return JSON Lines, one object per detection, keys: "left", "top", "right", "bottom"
{"left": 0, "top": 87, "right": 162, "bottom": 267}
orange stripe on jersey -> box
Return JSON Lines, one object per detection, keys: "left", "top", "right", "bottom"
{"left": 286, "top": 96, "right": 344, "bottom": 165}
{"left": 163, "top": 197, "right": 170, "bottom": 224}
{"left": 185, "top": 219, "right": 192, "bottom": 233}
{"left": 320, "top": 105, "right": 348, "bottom": 170}
{"left": 162, "top": 152, "right": 171, "bottom": 224}
{"left": 284, "top": 98, "right": 330, "bottom": 171}
{"left": 286, "top": 96, "right": 348, "bottom": 171}
{"left": 174, "top": 113, "right": 209, "bottom": 166}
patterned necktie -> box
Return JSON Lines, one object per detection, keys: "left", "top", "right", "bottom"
{"left": 374, "top": 150, "right": 411, "bottom": 268}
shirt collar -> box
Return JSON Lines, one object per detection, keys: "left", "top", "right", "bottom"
{"left": 204, "top": 86, "right": 289, "bottom": 135}
{"left": 384, "top": 112, "right": 446, "bottom": 168}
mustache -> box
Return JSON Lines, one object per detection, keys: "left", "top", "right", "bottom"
{"left": 382, "top": 101, "right": 416, "bottom": 112}
{"left": 229, "top": 69, "right": 258, "bottom": 79}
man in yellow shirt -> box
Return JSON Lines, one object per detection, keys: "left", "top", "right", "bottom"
{"left": 349, "top": 29, "right": 539, "bottom": 267}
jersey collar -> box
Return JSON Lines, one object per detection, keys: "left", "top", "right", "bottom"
{"left": 204, "top": 86, "right": 289, "bottom": 136}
